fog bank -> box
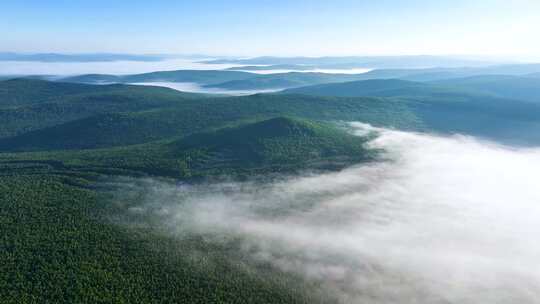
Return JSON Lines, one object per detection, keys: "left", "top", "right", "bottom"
{"left": 116, "top": 124, "right": 540, "bottom": 303}
{"left": 0, "top": 59, "right": 237, "bottom": 76}
{"left": 0, "top": 59, "right": 372, "bottom": 77}
{"left": 230, "top": 67, "right": 373, "bottom": 75}
{"left": 129, "top": 82, "right": 285, "bottom": 96}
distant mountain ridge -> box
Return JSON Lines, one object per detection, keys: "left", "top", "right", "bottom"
{"left": 226, "top": 64, "right": 318, "bottom": 71}
{"left": 282, "top": 75, "right": 540, "bottom": 102}
{"left": 206, "top": 65, "right": 540, "bottom": 91}
{"left": 431, "top": 75, "right": 540, "bottom": 102}
{"left": 281, "top": 79, "right": 432, "bottom": 97}
{"left": 0, "top": 52, "right": 170, "bottom": 62}
{"left": 204, "top": 72, "right": 374, "bottom": 90}
{"left": 20, "top": 63, "right": 537, "bottom": 93}
{"left": 201, "top": 55, "right": 506, "bottom": 68}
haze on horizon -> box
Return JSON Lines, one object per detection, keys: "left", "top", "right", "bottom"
{"left": 1, "top": 0, "right": 540, "bottom": 60}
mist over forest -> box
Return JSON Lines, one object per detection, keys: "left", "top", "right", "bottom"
{"left": 3, "top": 1, "right": 540, "bottom": 303}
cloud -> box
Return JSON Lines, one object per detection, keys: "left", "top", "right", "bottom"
{"left": 129, "top": 82, "right": 285, "bottom": 96}
{"left": 0, "top": 58, "right": 236, "bottom": 76}
{"left": 112, "top": 124, "right": 540, "bottom": 303}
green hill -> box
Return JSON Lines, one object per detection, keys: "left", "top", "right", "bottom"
{"left": 431, "top": 75, "right": 540, "bottom": 102}
{"left": 52, "top": 64, "right": 540, "bottom": 90}
{"left": 278, "top": 79, "right": 540, "bottom": 145}
{"left": 204, "top": 72, "right": 377, "bottom": 90}
{"left": 0, "top": 109, "right": 263, "bottom": 152}
{"left": 173, "top": 117, "right": 374, "bottom": 170}
{"left": 0, "top": 113, "right": 184, "bottom": 151}
{"left": 280, "top": 78, "right": 497, "bottom": 100}
{"left": 56, "top": 74, "right": 123, "bottom": 84}
{"left": 0, "top": 78, "right": 127, "bottom": 107}
{"left": 0, "top": 86, "right": 420, "bottom": 151}
{"left": 206, "top": 68, "right": 540, "bottom": 91}
{"left": 0, "top": 79, "right": 204, "bottom": 138}
{"left": 3, "top": 77, "right": 540, "bottom": 151}
{"left": 0, "top": 78, "right": 203, "bottom": 108}
{"left": 0, "top": 172, "right": 332, "bottom": 304}
{"left": 282, "top": 79, "right": 429, "bottom": 97}
{"left": 3, "top": 78, "right": 540, "bottom": 150}
{"left": 0, "top": 117, "right": 375, "bottom": 180}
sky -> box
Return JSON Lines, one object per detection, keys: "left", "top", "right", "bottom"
{"left": 1, "top": 0, "right": 540, "bottom": 58}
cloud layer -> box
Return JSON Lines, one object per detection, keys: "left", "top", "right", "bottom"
{"left": 115, "top": 124, "right": 540, "bottom": 303}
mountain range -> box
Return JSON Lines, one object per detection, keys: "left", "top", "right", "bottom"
{"left": 200, "top": 55, "right": 504, "bottom": 68}
{"left": 22, "top": 63, "right": 538, "bottom": 92}
{"left": 3, "top": 64, "right": 540, "bottom": 303}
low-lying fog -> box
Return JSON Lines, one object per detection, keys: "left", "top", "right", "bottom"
{"left": 114, "top": 124, "right": 540, "bottom": 303}
{"left": 129, "top": 82, "right": 285, "bottom": 96}
{"left": 0, "top": 58, "right": 242, "bottom": 75}
{"left": 229, "top": 67, "right": 373, "bottom": 75}
{"left": 0, "top": 58, "right": 372, "bottom": 76}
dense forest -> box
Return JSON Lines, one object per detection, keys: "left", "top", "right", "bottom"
{"left": 1, "top": 78, "right": 380, "bottom": 303}
{"left": 2, "top": 72, "right": 540, "bottom": 303}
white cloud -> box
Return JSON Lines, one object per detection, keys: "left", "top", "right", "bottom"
{"left": 115, "top": 125, "right": 540, "bottom": 303}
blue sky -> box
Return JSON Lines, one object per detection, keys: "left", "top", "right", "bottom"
{"left": 2, "top": 0, "right": 540, "bottom": 57}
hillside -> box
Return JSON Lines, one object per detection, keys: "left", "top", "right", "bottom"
{"left": 204, "top": 72, "right": 380, "bottom": 90}
{"left": 205, "top": 65, "right": 540, "bottom": 90}
{"left": 0, "top": 78, "right": 128, "bottom": 107}
{"left": 60, "top": 70, "right": 379, "bottom": 90}
{"left": 0, "top": 169, "right": 332, "bottom": 304}
{"left": 56, "top": 74, "right": 123, "bottom": 84}
{"left": 0, "top": 109, "right": 266, "bottom": 152}
{"left": 280, "top": 79, "right": 501, "bottom": 101}
{"left": 41, "top": 64, "right": 540, "bottom": 91}
{"left": 431, "top": 75, "right": 540, "bottom": 102}
{"left": 0, "top": 79, "right": 204, "bottom": 138}
{"left": 0, "top": 117, "right": 375, "bottom": 179}
{"left": 0, "top": 91, "right": 406, "bottom": 153}
{"left": 0, "top": 78, "right": 203, "bottom": 107}
{"left": 3, "top": 78, "right": 540, "bottom": 151}
{"left": 0, "top": 113, "right": 184, "bottom": 151}
{"left": 282, "top": 79, "right": 430, "bottom": 97}
{"left": 278, "top": 79, "right": 540, "bottom": 145}
{"left": 0, "top": 80, "right": 421, "bottom": 149}
{"left": 173, "top": 117, "right": 374, "bottom": 170}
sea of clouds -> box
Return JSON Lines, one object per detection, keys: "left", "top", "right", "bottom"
{"left": 0, "top": 58, "right": 371, "bottom": 76}
{"left": 0, "top": 58, "right": 372, "bottom": 95}
{"left": 0, "top": 58, "right": 237, "bottom": 75}
{"left": 113, "top": 124, "right": 540, "bottom": 303}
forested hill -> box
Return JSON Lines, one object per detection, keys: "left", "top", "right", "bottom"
{"left": 2, "top": 78, "right": 540, "bottom": 152}
{"left": 0, "top": 78, "right": 204, "bottom": 107}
